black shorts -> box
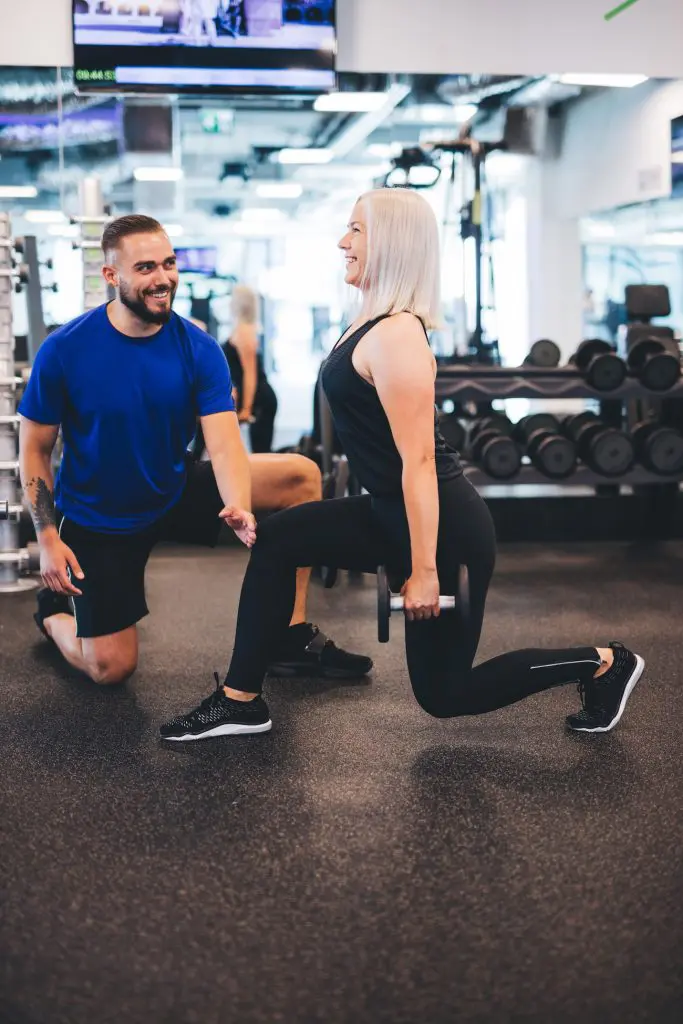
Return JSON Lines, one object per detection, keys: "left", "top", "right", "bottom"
{"left": 58, "top": 459, "right": 224, "bottom": 639}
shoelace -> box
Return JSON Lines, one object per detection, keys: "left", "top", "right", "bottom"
{"left": 194, "top": 672, "right": 225, "bottom": 712}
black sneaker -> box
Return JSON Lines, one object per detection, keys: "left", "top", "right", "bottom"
{"left": 267, "top": 624, "right": 373, "bottom": 679}
{"left": 566, "top": 641, "right": 644, "bottom": 733}
{"left": 160, "top": 674, "right": 272, "bottom": 742}
{"left": 34, "top": 587, "right": 73, "bottom": 640}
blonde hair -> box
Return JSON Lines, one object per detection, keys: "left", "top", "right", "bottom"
{"left": 356, "top": 188, "right": 441, "bottom": 329}
{"left": 231, "top": 284, "right": 259, "bottom": 325}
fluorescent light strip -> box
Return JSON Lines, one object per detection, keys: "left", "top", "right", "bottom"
{"left": 25, "top": 209, "right": 67, "bottom": 224}
{"left": 276, "top": 149, "right": 332, "bottom": 165}
{"left": 0, "top": 186, "right": 38, "bottom": 198}
{"left": 255, "top": 182, "right": 303, "bottom": 199}
{"left": 329, "top": 84, "right": 412, "bottom": 160}
{"left": 134, "top": 167, "right": 184, "bottom": 182}
{"left": 314, "top": 92, "right": 388, "bottom": 113}
{"left": 558, "top": 73, "right": 648, "bottom": 88}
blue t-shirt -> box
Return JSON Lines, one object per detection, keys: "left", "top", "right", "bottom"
{"left": 18, "top": 305, "right": 235, "bottom": 534}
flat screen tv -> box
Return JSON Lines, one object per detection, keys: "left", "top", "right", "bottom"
{"left": 672, "top": 115, "right": 683, "bottom": 198}
{"left": 73, "top": 1, "right": 336, "bottom": 95}
{"left": 175, "top": 246, "right": 218, "bottom": 275}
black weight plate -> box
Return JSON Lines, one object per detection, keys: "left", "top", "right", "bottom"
{"left": 645, "top": 427, "right": 683, "bottom": 474}
{"left": 377, "top": 565, "right": 390, "bottom": 643}
{"left": 627, "top": 338, "right": 664, "bottom": 371}
{"left": 533, "top": 435, "right": 577, "bottom": 478}
{"left": 528, "top": 338, "right": 561, "bottom": 368}
{"left": 640, "top": 352, "right": 681, "bottom": 392}
{"left": 561, "top": 411, "right": 599, "bottom": 440}
{"left": 585, "top": 352, "right": 627, "bottom": 392}
{"left": 526, "top": 428, "right": 554, "bottom": 460}
{"left": 589, "top": 430, "right": 635, "bottom": 477}
{"left": 480, "top": 436, "right": 522, "bottom": 479}
{"left": 631, "top": 421, "right": 657, "bottom": 457}
{"left": 514, "top": 412, "right": 560, "bottom": 442}
{"left": 471, "top": 428, "right": 501, "bottom": 462}
{"left": 438, "top": 412, "right": 466, "bottom": 451}
{"left": 574, "top": 420, "right": 606, "bottom": 460}
{"left": 574, "top": 338, "right": 612, "bottom": 371}
{"left": 470, "top": 414, "right": 513, "bottom": 445}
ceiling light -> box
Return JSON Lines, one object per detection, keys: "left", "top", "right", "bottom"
{"left": 366, "top": 143, "right": 402, "bottom": 159}
{"left": 133, "top": 167, "right": 184, "bottom": 182}
{"left": 24, "top": 210, "right": 68, "bottom": 224}
{"left": 276, "top": 149, "right": 333, "bottom": 165}
{"left": 329, "top": 84, "right": 411, "bottom": 160}
{"left": 645, "top": 232, "right": 683, "bottom": 246}
{"left": 47, "top": 223, "right": 79, "bottom": 238}
{"left": 314, "top": 92, "right": 387, "bottom": 113}
{"left": 558, "top": 74, "right": 648, "bottom": 88}
{"left": 241, "top": 208, "right": 285, "bottom": 223}
{"left": 164, "top": 223, "right": 183, "bottom": 238}
{"left": 583, "top": 221, "right": 617, "bottom": 240}
{"left": 255, "top": 182, "right": 303, "bottom": 199}
{"left": 0, "top": 186, "right": 38, "bottom": 199}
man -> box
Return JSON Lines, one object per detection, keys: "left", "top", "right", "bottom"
{"left": 18, "top": 214, "right": 371, "bottom": 686}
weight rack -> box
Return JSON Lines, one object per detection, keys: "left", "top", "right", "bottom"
{"left": 0, "top": 214, "right": 39, "bottom": 593}
{"left": 436, "top": 364, "right": 683, "bottom": 491}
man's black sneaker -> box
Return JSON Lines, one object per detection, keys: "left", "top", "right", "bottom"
{"left": 34, "top": 587, "right": 73, "bottom": 640}
{"left": 160, "top": 674, "right": 272, "bottom": 742}
{"left": 267, "top": 624, "right": 373, "bottom": 679}
{"left": 566, "top": 641, "right": 644, "bottom": 733}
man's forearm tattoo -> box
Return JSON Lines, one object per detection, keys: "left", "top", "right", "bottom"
{"left": 25, "top": 476, "right": 57, "bottom": 532}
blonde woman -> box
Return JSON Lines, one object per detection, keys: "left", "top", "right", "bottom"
{"left": 222, "top": 285, "right": 278, "bottom": 453}
{"left": 162, "top": 189, "right": 644, "bottom": 741}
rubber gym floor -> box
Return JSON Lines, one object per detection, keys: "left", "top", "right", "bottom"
{"left": 1, "top": 540, "right": 682, "bottom": 1024}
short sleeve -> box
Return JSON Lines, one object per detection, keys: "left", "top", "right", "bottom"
{"left": 17, "top": 337, "right": 65, "bottom": 425}
{"left": 195, "top": 337, "right": 236, "bottom": 416}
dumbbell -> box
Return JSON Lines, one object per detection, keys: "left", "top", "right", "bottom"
{"left": 468, "top": 415, "right": 521, "bottom": 480}
{"left": 561, "top": 412, "right": 635, "bottom": 477}
{"left": 631, "top": 421, "right": 683, "bottom": 475}
{"left": 523, "top": 338, "right": 561, "bottom": 368}
{"left": 626, "top": 339, "right": 681, "bottom": 392}
{"left": 437, "top": 411, "right": 466, "bottom": 452}
{"left": 569, "top": 339, "right": 627, "bottom": 392}
{"left": 377, "top": 564, "right": 470, "bottom": 644}
{"left": 513, "top": 414, "right": 576, "bottom": 479}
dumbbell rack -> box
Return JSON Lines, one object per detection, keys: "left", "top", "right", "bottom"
{"left": 0, "top": 214, "right": 39, "bottom": 593}
{"left": 435, "top": 365, "right": 683, "bottom": 490}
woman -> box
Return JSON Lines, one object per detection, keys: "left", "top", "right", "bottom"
{"left": 161, "top": 188, "right": 644, "bottom": 742}
{"left": 222, "top": 285, "right": 278, "bottom": 454}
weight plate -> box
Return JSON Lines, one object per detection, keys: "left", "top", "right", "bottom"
{"left": 627, "top": 338, "right": 664, "bottom": 371}
{"left": 574, "top": 338, "right": 612, "bottom": 371}
{"left": 377, "top": 565, "right": 390, "bottom": 643}
{"left": 586, "top": 352, "right": 627, "bottom": 392}
{"left": 438, "top": 412, "right": 466, "bottom": 451}
{"left": 640, "top": 352, "right": 681, "bottom": 392}
{"left": 514, "top": 413, "right": 560, "bottom": 442}
{"left": 561, "top": 411, "right": 598, "bottom": 439}
{"left": 589, "top": 430, "right": 635, "bottom": 477}
{"left": 481, "top": 436, "right": 522, "bottom": 479}
{"left": 645, "top": 427, "right": 683, "bottom": 474}
{"left": 533, "top": 435, "right": 577, "bottom": 478}
{"left": 575, "top": 420, "right": 606, "bottom": 460}
{"left": 528, "top": 338, "right": 561, "bottom": 368}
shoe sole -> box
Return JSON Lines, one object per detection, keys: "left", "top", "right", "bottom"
{"left": 570, "top": 654, "right": 645, "bottom": 733}
{"left": 161, "top": 720, "right": 272, "bottom": 742}
{"left": 267, "top": 662, "right": 372, "bottom": 679}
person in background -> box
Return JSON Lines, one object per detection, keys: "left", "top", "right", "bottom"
{"left": 222, "top": 285, "right": 278, "bottom": 454}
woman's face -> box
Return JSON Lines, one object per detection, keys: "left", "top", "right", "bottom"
{"left": 338, "top": 202, "right": 367, "bottom": 290}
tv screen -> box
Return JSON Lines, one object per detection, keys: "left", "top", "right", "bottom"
{"left": 672, "top": 115, "right": 683, "bottom": 198}
{"left": 73, "top": 1, "right": 336, "bottom": 95}
{"left": 175, "top": 246, "right": 218, "bottom": 275}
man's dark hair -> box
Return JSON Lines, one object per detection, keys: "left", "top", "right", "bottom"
{"left": 101, "top": 214, "right": 165, "bottom": 257}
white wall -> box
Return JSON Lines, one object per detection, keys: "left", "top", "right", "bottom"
{"left": 549, "top": 79, "right": 683, "bottom": 218}
{"left": 3, "top": 0, "right": 683, "bottom": 75}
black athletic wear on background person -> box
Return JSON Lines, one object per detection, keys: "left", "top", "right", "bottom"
{"left": 223, "top": 339, "right": 278, "bottom": 453}
{"left": 161, "top": 315, "right": 644, "bottom": 741}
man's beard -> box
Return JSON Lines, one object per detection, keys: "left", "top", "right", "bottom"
{"left": 119, "top": 280, "right": 176, "bottom": 325}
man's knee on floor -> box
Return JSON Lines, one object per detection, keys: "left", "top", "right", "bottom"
{"left": 86, "top": 655, "right": 137, "bottom": 686}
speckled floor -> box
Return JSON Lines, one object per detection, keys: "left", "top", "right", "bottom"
{"left": 1, "top": 541, "right": 682, "bottom": 1024}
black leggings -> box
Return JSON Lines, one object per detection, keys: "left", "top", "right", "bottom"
{"left": 225, "top": 474, "right": 601, "bottom": 717}
{"left": 248, "top": 380, "right": 278, "bottom": 454}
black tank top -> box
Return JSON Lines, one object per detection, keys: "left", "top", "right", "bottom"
{"left": 321, "top": 315, "right": 462, "bottom": 497}
{"left": 222, "top": 339, "right": 268, "bottom": 394}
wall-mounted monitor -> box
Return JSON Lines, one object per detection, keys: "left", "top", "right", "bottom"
{"left": 73, "top": 1, "right": 336, "bottom": 96}
{"left": 175, "top": 246, "right": 218, "bottom": 275}
{"left": 672, "top": 115, "right": 683, "bottom": 198}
